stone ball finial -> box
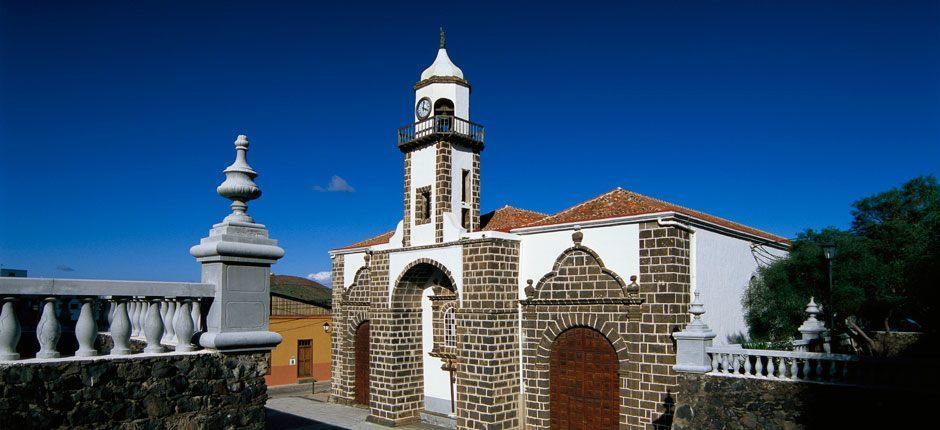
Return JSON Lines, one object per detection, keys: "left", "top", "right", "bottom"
{"left": 217, "top": 134, "right": 261, "bottom": 223}
{"left": 572, "top": 226, "right": 583, "bottom": 246}
{"left": 626, "top": 275, "right": 640, "bottom": 293}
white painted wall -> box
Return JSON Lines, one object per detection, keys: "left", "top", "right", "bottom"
{"left": 695, "top": 229, "right": 788, "bottom": 344}
{"left": 518, "top": 224, "right": 641, "bottom": 298}
{"left": 410, "top": 144, "right": 437, "bottom": 247}
{"left": 342, "top": 252, "right": 366, "bottom": 289}
{"left": 422, "top": 288, "right": 451, "bottom": 414}
{"left": 388, "top": 245, "right": 464, "bottom": 305}
{"left": 415, "top": 83, "right": 470, "bottom": 121}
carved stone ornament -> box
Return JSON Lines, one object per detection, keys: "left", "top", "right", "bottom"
{"left": 217, "top": 134, "right": 261, "bottom": 223}
{"left": 524, "top": 279, "right": 536, "bottom": 299}
{"left": 572, "top": 226, "right": 583, "bottom": 246}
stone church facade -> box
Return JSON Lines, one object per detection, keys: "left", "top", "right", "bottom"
{"left": 329, "top": 34, "right": 789, "bottom": 430}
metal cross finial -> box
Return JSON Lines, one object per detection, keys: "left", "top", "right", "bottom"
{"left": 440, "top": 26, "right": 446, "bottom": 49}
{"left": 216, "top": 134, "right": 261, "bottom": 223}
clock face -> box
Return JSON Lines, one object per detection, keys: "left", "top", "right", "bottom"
{"left": 416, "top": 98, "right": 432, "bottom": 119}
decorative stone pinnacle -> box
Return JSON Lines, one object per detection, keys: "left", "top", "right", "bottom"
{"left": 805, "top": 296, "right": 820, "bottom": 320}
{"left": 216, "top": 134, "right": 261, "bottom": 223}
{"left": 440, "top": 26, "right": 446, "bottom": 49}
{"left": 572, "top": 226, "right": 583, "bottom": 245}
{"left": 689, "top": 291, "right": 705, "bottom": 319}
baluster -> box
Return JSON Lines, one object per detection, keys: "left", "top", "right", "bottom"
{"left": 0, "top": 297, "right": 22, "bottom": 360}
{"left": 110, "top": 298, "right": 132, "bottom": 355}
{"left": 754, "top": 354, "right": 764, "bottom": 378}
{"left": 842, "top": 360, "right": 851, "bottom": 382}
{"left": 106, "top": 299, "right": 115, "bottom": 330}
{"left": 710, "top": 353, "right": 719, "bottom": 373}
{"left": 165, "top": 299, "right": 178, "bottom": 343}
{"left": 790, "top": 358, "right": 799, "bottom": 381}
{"left": 744, "top": 353, "right": 752, "bottom": 376}
{"left": 721, "top": 353, "right": 730, "bottom": 374}
{"left": 829, "top": 360, "right": 838, "bottom": 382}
{"left": 140, "top": 299, "right": 150, "bottom": 336}
{"left": 159, "top": 300, "right": 170, "bottom": 342}
{"left": 190, "top": 299, "right": 202, "bottom": 332}
{"left": 75, "top": 298, "right": 98, "bottom": 357}
{"left": 815, "top": 359, "right": 824, "bottom": 381}
{"left": 36, "top": 297, "right": 61, "bottom": 359}
{"left": 143, "top": 299, "right": 165, "bottom": 353}
{"left": 174, "top": 299, "right": 196, "bottom": 352}
{"left": 160, "top": 300, "right": 172, "bottom": 343}
{"left": 129, "top": 300, "right": 140, "bottom": 336}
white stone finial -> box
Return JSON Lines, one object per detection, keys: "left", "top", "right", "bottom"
{"left": 673, "top": 290, "right": 716, "bottom": 373}
{"left": 798, "top": 296, "right": 827, "bottom": 341}
{"left": 217, "top": 134, "right": 261, "bottom": 223}
{"left": 685, "top": 291, "right": 711, "bottom": 333}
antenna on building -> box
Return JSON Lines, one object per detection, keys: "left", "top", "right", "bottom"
{"left": 440, "top": 26, "right": 446, "bottom": 49}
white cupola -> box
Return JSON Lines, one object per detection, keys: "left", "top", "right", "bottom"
{"left": 420, "top": 37, "right": 464, "bottom": 80}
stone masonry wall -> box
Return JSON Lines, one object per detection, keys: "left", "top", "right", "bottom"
{"left": 0, "top": 351, "right": 269, "bottom": 430}
{"left": 330, "top": 255, "right": 348, "bottom": 403}
{"left": 672, "top": 373, "right": 932, "bottom": 430}
{"left": 457, "top": 238, "right": 521, "bottom": 430}
{"left": 402, "top": 152, "right": 412, "bottom": 247}
{"left": 434, "top": 141, "right": 452, "bottom": 243}
{"left": 636, "top": 222, "right": 692, "bottom": 429}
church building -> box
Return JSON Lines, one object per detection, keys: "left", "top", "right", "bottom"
{"left": 329, "top": 32, "right": 789, "bottom": 430}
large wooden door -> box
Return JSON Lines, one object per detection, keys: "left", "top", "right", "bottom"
{"left": 354, "top": 321, "right": 370, "bottom": 406}
{"left": 297, "top": 339, "right": 313, "bottom": 378}
{"left": 549, "top": 327, "right": 619, "bottom": 430}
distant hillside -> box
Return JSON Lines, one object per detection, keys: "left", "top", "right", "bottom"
{"left": 270, "top": 274, "right": 332, "bottom": 309}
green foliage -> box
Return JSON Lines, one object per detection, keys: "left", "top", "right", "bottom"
{"left": 744, "top": 176, "right": 939, "bottom": 342}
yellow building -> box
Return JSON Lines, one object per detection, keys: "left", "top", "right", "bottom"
{"left": 266, "top": 275, "right": 333, "bottom": 386}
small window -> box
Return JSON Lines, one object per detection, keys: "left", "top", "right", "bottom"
{"left": 416, "top": 186, "right": 432, "bottom": 224}
{"left": 461, "top": 208, "right": 470, "bottom": 230}
{"left": 444, "top": 307, "right": 456, "bottom": 348}
{"left": 461, "top": 169, "right": 470, "bottom": 203}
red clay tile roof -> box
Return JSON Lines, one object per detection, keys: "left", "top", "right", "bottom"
{"left": 480, "top": 206, "right": 549, "bottom": 232}
{"left": 338, "top": 229, "right": 395, "bottom": 250}
{"left": 519, "top": 188, "right": 789, "bottom": 244}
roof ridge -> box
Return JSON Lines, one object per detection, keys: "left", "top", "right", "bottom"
{"left": 493, "top": 205, "right": 550, "bottom": 217}
{"left": 517, "top": 188, "right": 623, "bottom": 228}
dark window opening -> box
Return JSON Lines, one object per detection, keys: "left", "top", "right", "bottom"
{"left": 462, "top": 208, "right": 470, "bottom": 230}
{"left": 461, "top": 169, "right": 470, "bottom": 203}
{"left": 416, "top": 186, "right": 432, "bottom": 224}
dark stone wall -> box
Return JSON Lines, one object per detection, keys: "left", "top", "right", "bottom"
{"left": 0, "top": 350, "right": 269, "bottom": 430}
{"left": 672, "top": 373, "right": 934, "bottom": 430}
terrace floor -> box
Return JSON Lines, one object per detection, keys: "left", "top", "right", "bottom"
{"left": 265, "top": 391, "right": 446, "bottom": 430}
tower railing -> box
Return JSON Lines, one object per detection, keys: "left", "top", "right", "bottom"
{"left": 397, "top": 115, "right": 485, "bottom": 147}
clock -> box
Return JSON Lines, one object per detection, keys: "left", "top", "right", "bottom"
{"left": 416, "top": 97, "right": 432, "bottom": 119}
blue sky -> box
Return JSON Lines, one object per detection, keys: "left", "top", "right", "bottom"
{"left": 1, "top": 1, "right": 938, "bottom": 282}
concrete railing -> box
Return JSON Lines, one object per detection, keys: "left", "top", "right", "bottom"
{"left": 0, "top": 278, "right": 213, "bottom": 361}
{"left": 0, "top": 134, "right": 285, "bottom": 363}
{"left": 705, "top": 346, "right": 857, "bottom": 382}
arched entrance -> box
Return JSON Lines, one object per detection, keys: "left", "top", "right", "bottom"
{"left": 549, "top": 327, "right": 619, "bottom": 430}
{"left": 354, "top": 321, "right": 370, "bottom": 406}
{"left": 370, "top": 259, "right": 457, "bottom": 424}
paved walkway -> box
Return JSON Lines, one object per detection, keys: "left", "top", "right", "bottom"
{"left": 265, "top": 394, "right": 444, "bottom": 430}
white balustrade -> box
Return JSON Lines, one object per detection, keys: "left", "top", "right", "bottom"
{"left": 0, "top": 278, "right": 213, "bottom": 362}
{"left": 705, "top": 346, "right": 859, "bottom": 383}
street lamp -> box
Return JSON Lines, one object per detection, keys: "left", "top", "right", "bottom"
{"left": 821, "top": 243, "right": 836, "bottom": 345}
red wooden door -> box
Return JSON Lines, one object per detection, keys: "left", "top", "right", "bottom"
{"left": 297, "top": 339, "right": 313, "bottom": 378}
{"left": 354, "top": 321, "right": 370, "bottom": 406}
{"left": 549, "top": 327, "right": 619, "bottom": 430}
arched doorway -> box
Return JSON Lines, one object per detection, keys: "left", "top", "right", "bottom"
{"left": 372, "top": 260, "right": 457, "bottom": 423}
{"left": 354, "top": 321, "right": 370, "bottom": 406}
{"left": 549, "top": 327, "right": 619, "bottom": 430}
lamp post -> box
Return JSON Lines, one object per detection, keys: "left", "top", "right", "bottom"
{"left": 821, "top": 243, "right": 837, "bottom": 345}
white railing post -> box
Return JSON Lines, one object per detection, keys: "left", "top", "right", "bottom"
{"left": 75, "top": 297, "right": 98, "bottom": 357}
{"left": 673, "top": 291, "right": 717, "bottom": 373}
{"left": 160, "top": 300, "right": 170, "bottom": 343}
{"left": 174, "top": 299, "right": 196, "bottom": 352}
{"left": 165, "top": 299, "right": 178, "bottom": 343}
{"left": 0, "top": 297, "right": 21, "bottom": 360}
{"left": 130, "top": 299, "right": 141, "bottom": 337}
{"left": 110, "top": 298, "right": 132, "bottom": 355}
{"left": 190, "top": 135, "right": 284, "bottom": 352}
{"left": 36, "top": 297, "right": 61, "bottom": 359}
{"left": 143, "top": 299, "right": 165, "bottom": 353}
{"left": 191, "top": 299, "right": 202, "bottom": 332}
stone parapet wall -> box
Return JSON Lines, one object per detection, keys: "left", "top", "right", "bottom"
{"left": 0, "top": 351, "right": 269, "bottom": 429}
{"left": 672, "top": 373, "right": 931, "bottom": 430}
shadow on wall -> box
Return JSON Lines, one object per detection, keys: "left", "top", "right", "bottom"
{"left": 651, "top": 391, "right": 674, "bottom": 430}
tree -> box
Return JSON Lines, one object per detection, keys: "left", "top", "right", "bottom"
{"left": 743, "top": 176, "right": 939, "bottom": 345}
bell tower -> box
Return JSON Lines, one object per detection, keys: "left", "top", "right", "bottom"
{"left": 397, "top": 29, "right": 484, "bottom": 247}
